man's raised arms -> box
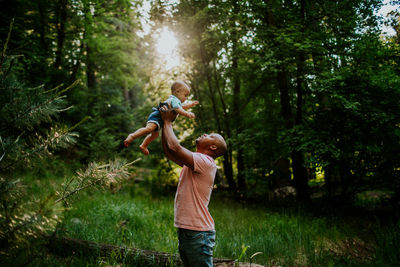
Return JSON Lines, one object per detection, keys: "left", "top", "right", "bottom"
{"left": 160, "top": 104, "right": 194, "bottom": 169}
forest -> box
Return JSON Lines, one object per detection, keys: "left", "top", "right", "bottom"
{"left": 1, "top": 0, "right": 400, "bottom": 266}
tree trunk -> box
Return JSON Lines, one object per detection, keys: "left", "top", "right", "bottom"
{"left": 231, "top": 1, "right": 246, "bottom": 191}
{"left": 295, "top": 62, "right": 304, "bottom": 125}
{"left": 291, "top": 151, "right": 309, "bottom": 201}
{"left": 198, "top": 33, "right": 237, "bottom": 192}
{"left": 37, "top": 0, "right": 48, "bottom": 51}
{"left": 232, "top": 51, "right": 245, "bottom": 190}
{"left": 54, "top": 0, "right": 67, "bottom": 70}
{"left": 324, "top": 163, "right": 334, "bottom": 204}
{"left": 213, "top": 61, "right": 236, "bottom": 192}
{"left": 51, "top": 0, "right": 68, "bottom": 87}
{"left": 277, "top": 68, "right": 293, "bottom": 128}
{"left": 339, "top": 158, "right": 353, "bottom": 202}
{"left": 83, "top": 2, "right": 96, "bottom": 113}
{"left": 264, "top": 1, "right": 310, "bottom": 201}
{"left": 86, "top": 45, "right": 96, "bottom": 92}
{"left": 69, "top": 43, "right": 83, "bottom": 84}
{"left": 277, "top": 67, "right": 308, "bottom": 201}
{"left": 292, "top": 0, "right": 310, "bottom": 202}
{"left": 222, "top": 153, "right": 235, "bottom": 191}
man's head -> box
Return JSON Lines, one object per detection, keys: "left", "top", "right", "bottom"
{"left": 171, "top": 80, "right": 191, "bottom": 103}
{"left": 195, "top": 133, "right": 227, "bottom": 159}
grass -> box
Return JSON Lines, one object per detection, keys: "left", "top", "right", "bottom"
{"left": 54, "top": 182, "right": 399, "bottom": 266}
{"left": 17, "top": 161, "right": 400, "bottom": 266}
{"left": 59, "top": 192, "right": 177, "bottom": 254}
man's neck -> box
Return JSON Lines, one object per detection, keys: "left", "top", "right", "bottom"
{"left": 196, "top": 149, "right": 215, "bottom": 159}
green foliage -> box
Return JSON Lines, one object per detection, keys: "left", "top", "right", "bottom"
{"left": 55, "top": 186, "right": 399, "bottom": 266}
{"left": 283, "top": 35, "right": 400, "bottom": 196}
{"left": 235, "top": 244, "right": 250, "bottom": 266}
{"left": 145, "top": 158, "right": 179, "bottom": 197}
{"left": 0, "top": 23, "right": 141, "bottom": 262}
{"left": 56, "top": 158, "right": 141, "bottom": 206}
{"left": 60, "top": 190, "right": 176, "bottom": 252}
{"left": 354, "top": 190, "right": 395, "bottom": 210}
{"left": 1, "top": 0, "right": 400, "bottom": 205}
{"left": 0, "top": 25, "right": 78, "bottom": 259}
{"left": 373, "top": 220, "right": 400, "bottom": 266}
{"left": 0, "top": 0, "right": 149, "bottom": 162}
{"left": 0, "top": 74, "right": 78, "bottom": 171}
{"left": 161, "top": 0, "right": 398, "bottom": 201}
{"left": 64, "top": 0, "right": 149, "bottom": 161}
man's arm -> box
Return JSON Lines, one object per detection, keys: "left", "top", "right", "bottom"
{"left": 161, "top": 126, "right": 184, "bottom": 167}
{"left": 161, "top": 107, "right": 195, "bottom": 169}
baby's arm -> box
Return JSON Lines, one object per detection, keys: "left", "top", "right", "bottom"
{"left": 181, "top": 100, "right": 199, "bottom": 110}
{"left": 175, "top": 107, "right": 195, "bottom": 119}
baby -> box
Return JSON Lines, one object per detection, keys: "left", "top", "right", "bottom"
{"left": 124, "top": 80, "right": 199, "bottom": 155}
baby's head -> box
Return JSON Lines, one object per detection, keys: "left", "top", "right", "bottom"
{"left": 171, "top": 80, "right": 191, "bottom": 103}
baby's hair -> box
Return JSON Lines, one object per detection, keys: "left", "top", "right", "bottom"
{"left": 171, "top": 80, "right": 190, "bottom": 94}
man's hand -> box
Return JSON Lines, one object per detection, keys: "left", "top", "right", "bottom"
{"left": 160, "top": 103, "right": 178, "bottom": 122}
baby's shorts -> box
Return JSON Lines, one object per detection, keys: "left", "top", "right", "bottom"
{"left": 147, "top": 108, "right": 162, "bottom": 131}
{"left": 146, "top": 102, "right": 175, "bottom": 131}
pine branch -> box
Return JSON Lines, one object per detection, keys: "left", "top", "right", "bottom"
{"left": 0, "top": 117, "right": 88, "bottom": 171}
{"left": 55, "top": 158, "right": 141, "bottom": 204}
{"left": 0, "top": 81, "right": 79, "bottom": 133}
{"left": 12, "top": 95, "right": 68, "bottom": 128}
{"left": 0, "top": 130, "right": 75, "bottom": 171}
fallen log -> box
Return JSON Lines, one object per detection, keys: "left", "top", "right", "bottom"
{"left": 45, "top": 235, "right": 263, "bottom": 266}
{"left": 46, "top": 235, "right": 180, "bottom": 266}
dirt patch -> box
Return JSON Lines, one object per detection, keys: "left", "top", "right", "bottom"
{"left": 323, "top": 237, "right": 376, "bottom": 262}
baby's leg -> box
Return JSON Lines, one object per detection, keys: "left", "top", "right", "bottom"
{"left": 140, "top": 131, "right": 159, "bottom": 155}
{"left": 124, "top": 123, "right": 158, "bottom": 147}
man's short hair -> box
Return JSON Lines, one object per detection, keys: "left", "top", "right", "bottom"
{"left": 214, "top": 134, "right": 227, "bottom": 158}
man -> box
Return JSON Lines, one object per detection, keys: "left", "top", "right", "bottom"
{"left": 160, "top": 104, "right": 227, "bottom": 267}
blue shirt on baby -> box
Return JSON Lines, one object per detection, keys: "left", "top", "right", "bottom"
{"left": 169, "top": 95, "right": 182, "bottom": 109}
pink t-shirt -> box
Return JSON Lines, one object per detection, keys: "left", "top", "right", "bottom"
{"left": 174, "top": 152, "right": 217, "bottom": 231}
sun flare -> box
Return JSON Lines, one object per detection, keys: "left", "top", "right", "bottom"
{"left": 155, "top": 27, "right": 180, "bottom": 69}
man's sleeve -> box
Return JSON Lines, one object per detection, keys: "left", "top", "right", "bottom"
{"left": 193, "top": 153, "right": 212, "bottom": 174}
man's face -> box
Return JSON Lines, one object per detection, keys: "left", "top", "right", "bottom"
{"left": 196, "top": 133, "right": 217, "bottom": 149}
{"left": 196, "top": 133, "right": 227, "bottom": 157}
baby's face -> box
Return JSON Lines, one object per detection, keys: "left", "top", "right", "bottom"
{"left": 175, "top": 86, "right": 190, "bottom": 102}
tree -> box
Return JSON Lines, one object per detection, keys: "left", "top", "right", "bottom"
{"left": 0, "top": 21, "right": 139, "bottom": 262}
{"left": 160, "top": 0, "right": 396, "bottom": 203}
{"left": 160, "top": 0, "right": 238, "bottom": 191}
{"left": 0, "top": 0, "right": 148, "bottom": 161}
{"left": 0, "top": 21, "right": 77, "bottom": 259}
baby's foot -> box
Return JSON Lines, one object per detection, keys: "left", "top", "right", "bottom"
{"left": 139, "top": 144, "right": 150, "bottom": 155}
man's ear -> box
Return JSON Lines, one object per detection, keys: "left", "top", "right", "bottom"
{"left": 210, "top": 145, "right": 217, "bottom": 151}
